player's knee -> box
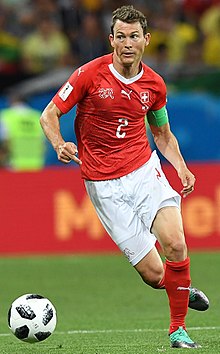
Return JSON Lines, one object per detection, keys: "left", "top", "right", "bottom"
{"left": 163, "top": 236, "right": 187, "bottom": 261}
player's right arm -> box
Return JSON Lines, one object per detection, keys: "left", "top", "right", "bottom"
{"left": 40, "top": 101, "right": 81, "bottom": 165}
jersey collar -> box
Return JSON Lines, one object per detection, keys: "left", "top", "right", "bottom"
{"left": 108, "top": 63, "right": 144, "bottom": 84}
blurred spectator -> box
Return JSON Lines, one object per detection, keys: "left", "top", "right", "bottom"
{"left": 200, "top": 4, "right": 220, "bottom": 34}
{"left": 144, "top": 43, "right": 180, "bottom": 81}
{"left": 144, "top": 14, "right": 198, "bottom": 70}
{"left": 200, "top": 5, "right": 220, "bottom": 67}
{"left": 0, "top": 93, "right": 45, "bottom": 170}
{"left": 168, "top": 20, "right": 198, "bottom": 64}
{"left": 0, "top": 5, "right": 22, "bottom": 91}
{"left": 21, "top": 14, "right": 72, "bottom": 77}
{"left": 0, "top": 0, "right": 219, "bottom": 92}
{"left": 0, "top": 0, "right": 32, "bottom": 37}
{"left": 2, "top": 0, "right": 63, "bottom": 36}
{"left": 173, "top": 40, "right": 212, "bottom": 82}
{"left": 58, "top": 0, "right": 85, "bottom": 36}
{"left": 182, "top": 0, "right": 220, "bottom": 21}
{"left": 69, "top": 12, "right": 109, "bottom": 65}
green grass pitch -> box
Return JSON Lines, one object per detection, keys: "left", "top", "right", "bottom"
{"left": 0, "top": 252, "right": 219, "bottom": 353}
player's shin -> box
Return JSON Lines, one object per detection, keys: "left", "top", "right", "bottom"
{"left": 164, "top": 257, "right": 191, "bottom": 334}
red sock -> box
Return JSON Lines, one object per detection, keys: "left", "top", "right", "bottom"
{"left": 164, "top": 257, "right": 191, "bottom": 334}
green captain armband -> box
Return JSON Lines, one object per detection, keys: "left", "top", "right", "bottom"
{"left": 147, "top": 106, "right": 169, "bottom": 127}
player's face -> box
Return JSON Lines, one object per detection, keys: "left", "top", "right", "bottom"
{"left": 109, "top": 20, "right": 150, "bottom": 69}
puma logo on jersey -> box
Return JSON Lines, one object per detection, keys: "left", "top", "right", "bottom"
{"left": 78, "top": 67, "right": 84, "bottom": 76}
{"left": 121, "top": 89, "right": 132, "bottom": 100}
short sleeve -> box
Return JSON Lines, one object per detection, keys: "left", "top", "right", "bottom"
{"left": 150, "top": 76, "right": 167, "bottom": 111}
{"left": 52, "top": 65, "right": 91, "bottom": 114}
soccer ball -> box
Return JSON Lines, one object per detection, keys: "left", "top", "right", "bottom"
{"left": 8, "top": 294, "right": 57, "bottom": 343}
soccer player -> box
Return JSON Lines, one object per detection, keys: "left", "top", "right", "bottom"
{"left": 40, "top": 5, "right": 209, "bottom": 349}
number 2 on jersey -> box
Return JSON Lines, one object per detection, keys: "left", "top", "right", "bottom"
{"left": 116, "top": 118, "right": 128, "bottom": 138}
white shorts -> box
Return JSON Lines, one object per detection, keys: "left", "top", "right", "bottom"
{"left": 85, "top": 151, "right": 181, "bottom": 266}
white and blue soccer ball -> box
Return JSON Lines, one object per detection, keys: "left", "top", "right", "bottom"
{"left": 8, "top": 294, "right": 57, "bottom": 343}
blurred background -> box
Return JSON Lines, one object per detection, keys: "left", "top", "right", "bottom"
{"left": 0, "top": 0, "right": 219, "bottom": 255}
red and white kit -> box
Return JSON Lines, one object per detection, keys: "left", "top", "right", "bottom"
{"left": 52, "top": 54, "right": 180, "bottom": 264}
{"left": 53, "top": 53, "right": 167, "bottom": 180}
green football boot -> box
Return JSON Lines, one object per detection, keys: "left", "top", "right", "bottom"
{"left": 170, "top": 326, "right": 201, "bottom": 348}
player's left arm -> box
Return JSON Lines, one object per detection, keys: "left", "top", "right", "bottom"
{"left": 147, "top": 108, "right": 195, "bottom": 198}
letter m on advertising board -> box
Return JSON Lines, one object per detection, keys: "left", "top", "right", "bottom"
{"left": 54, "top": 190, "right": 104, "bottom": 240}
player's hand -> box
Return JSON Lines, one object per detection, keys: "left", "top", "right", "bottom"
{"left": 56, "top": 142, "right": 82, "bottom": 165}
{"left": 178, "top": 167, "right": 195, "bottom": 198}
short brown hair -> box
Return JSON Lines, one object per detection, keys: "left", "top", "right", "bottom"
{"left": 111, "top": 5, "right": 148, "bottom": 35}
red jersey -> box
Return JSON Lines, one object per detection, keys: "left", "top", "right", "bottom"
{"left": 52, "top": 54, "right": 167, "bottom": 180}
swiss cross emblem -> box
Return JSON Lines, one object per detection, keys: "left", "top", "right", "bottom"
{"left": 140, "top": 91, "right": 149, "bottom": 104}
